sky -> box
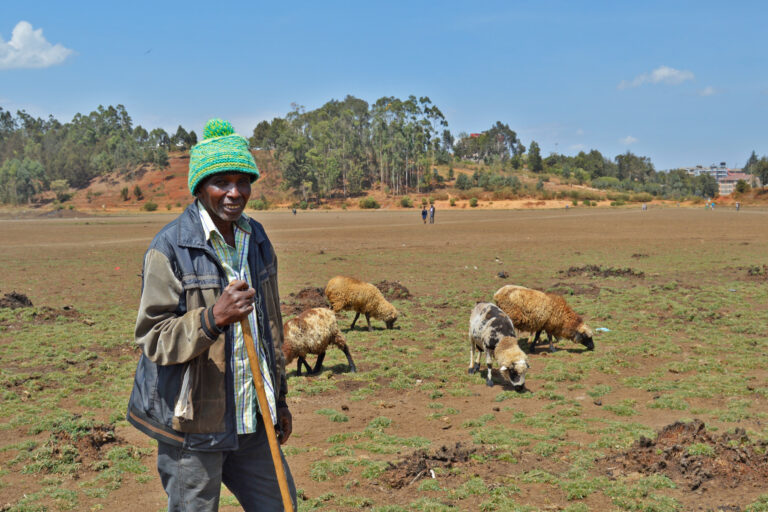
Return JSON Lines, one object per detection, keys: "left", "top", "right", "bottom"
{"left": 1, "top": 0, "right": 767, "bottom": 171}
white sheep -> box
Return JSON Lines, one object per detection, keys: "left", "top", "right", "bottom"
{"left": 325, "top": 276, "right": 398, "bottom": 331}
{"left": 493, "top": 285, "right": 594, "bottom": 353}
{"left": 469, "top": 302, "right": 529, "bottom": 390}
{"left": 282, "top": 307, "right": 356, "bottom": 375}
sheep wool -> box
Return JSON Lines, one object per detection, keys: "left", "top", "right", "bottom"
{"left": 282, "top": 308, "right": 356, "bottom": 375}
{"left": 493, "top": 285, "right": 594, "bottom": 352}
{"left": 325, "top": 276, "right": 399, "bottom": 331}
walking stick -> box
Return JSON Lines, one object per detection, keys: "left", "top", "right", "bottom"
{"left": 241, "top": 317, "right": 294, "bottom": 512}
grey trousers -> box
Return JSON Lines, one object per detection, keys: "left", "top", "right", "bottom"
{"left": 157, "top": 424, "right": 297, "bottom": 512}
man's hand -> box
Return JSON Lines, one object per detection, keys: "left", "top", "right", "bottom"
{"left": 277, "top": 406, "right": 292, "bottom": 445}
{"left": 212, "top": 280, "right": 255, "bottom": 328}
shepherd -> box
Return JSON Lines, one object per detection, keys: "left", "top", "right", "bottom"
{"left": 127, "top": 118, "right": 296, "bottom": 511}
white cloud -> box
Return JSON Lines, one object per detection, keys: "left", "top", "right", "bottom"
{"left": 618, "top": 65, "right": 694, "bottom": 89}
{"left": 621, "top": 136, "right": 637, "bottom": 145}
{"left": 0, "top": 21, "right": 74, "bottom": 70}
{"left": 575, "top": 128, "right": 584, "bottom": 136}
{"left": 698, "top": 86, "right": 716, "bottom": 96}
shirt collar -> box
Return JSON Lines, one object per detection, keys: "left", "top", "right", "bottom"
{"left": 197, "top": 200, "right": 252, "bottom": 242}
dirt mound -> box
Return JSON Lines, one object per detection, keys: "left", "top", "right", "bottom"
{"left": 281, "top": 287, "right": 329, "bottom": 316}
{"left": 382, "top": 443, "right": 478, "bottom": 488}
{"left": 745, "top": 265, "right": 768, "bottom": 281}
{"left": 631, "top": 253, "right": 649, "bottom": 258}
{"left": 560, "top": 264, "right": 645, "bottom": 279}
{"left": 54, "top": 424, "right": 119, "bottom": 465}
{"left": 375, "top": 280, "right": 412, "bottom": 300}
{"left": 600, "top": 419, "right": 768, "bottom": 491}
{"left": 0, "top": 292, "right": 33, "bottom": 308}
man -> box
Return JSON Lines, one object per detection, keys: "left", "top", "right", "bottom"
{"left": 126, "top": 119, "right": 296, "bottom": 511}
{"left": 429, "top": 204, "right": 435, "bottom": 224}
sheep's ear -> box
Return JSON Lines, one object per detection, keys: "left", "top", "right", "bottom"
{"left": 526, "top": 362, "right": 530, "bottom": 368}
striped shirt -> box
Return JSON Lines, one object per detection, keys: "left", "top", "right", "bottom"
{"left": 198, "top": 201, "right": 277, "bottom": 432}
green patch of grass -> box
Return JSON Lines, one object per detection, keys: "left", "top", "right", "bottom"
{"left": 587, "top": 384, "right": 612, "bottom": 398}
{"left": 315, "top": 408, "right": 349, "bottom": 422}
{"left": 604, "top": 399, "right": 638, "bottom": 416}
{"left": 462, "top": 413, "right": 495, "bottom": 428}
{"left": 309, "top": 459, "right": 351, "bottom": 481}
{"left": 686, "top": 443, "right": 716, "bottom": 457}
{"left": 647, "top": 395, "right": 689, "bottom": 410}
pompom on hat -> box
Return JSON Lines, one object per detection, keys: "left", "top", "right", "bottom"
{"left": 188, "top": 118, "right": 260, "bottom": 194}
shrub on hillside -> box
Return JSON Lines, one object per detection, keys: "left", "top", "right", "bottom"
{"left": 120, "top": 187, "right": 130, "bottom": 201}
{"left": 449, "top": 197, "right": 456, "bottom": 206}
{"left": 630, "top": 192, "right": 653, "bottom": 203}
{"left": 359, "top": 197, "right": 380, "bottom": 209}
{"left": 469, "top": 197, "right": 478, "bottom": 207}
{"left": 400, "top": 196, "right": 413, "bottom": 208}
{"left": 249, "top": 198, "right": 269, "bottom": 210}
{"left": 143, "top": 201, "right": 158, "bottom": 212}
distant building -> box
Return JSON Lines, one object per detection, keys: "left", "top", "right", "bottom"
{"left": 684, "top": 162, "right": 730, "bottom": 181}
{"left": 718, "top": 171, "right": 759, "bottom": 195}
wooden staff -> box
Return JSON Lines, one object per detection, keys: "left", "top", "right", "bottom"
{"left": 241, "top": 318, "right": 294, "bottom": 512}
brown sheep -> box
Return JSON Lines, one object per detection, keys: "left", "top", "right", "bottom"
{"left": 282, "top": 308, "right": 356, "bottom": 375}
{"left": 493, "top": 285, "right": 594, "bottom": 353}
{"left": 324, "top": 276, "right": 398, "bottom": 331}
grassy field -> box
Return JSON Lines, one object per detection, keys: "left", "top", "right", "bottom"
{"left": 1, "top": 205, "right": 767, "bottom": 511}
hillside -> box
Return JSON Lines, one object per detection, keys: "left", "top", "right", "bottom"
{"left": 31, "top": 151, "right": 767, "bottom": 215}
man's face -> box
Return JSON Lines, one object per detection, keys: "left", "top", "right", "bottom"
{"left": 196, "top": 172, "right": 252, "bottom": 224}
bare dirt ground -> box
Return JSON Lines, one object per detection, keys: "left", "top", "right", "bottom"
{"left": 1, "top": 206, "right": 767, "bottom": 511}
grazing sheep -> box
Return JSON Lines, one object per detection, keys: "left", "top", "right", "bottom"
{"left": 282, "top": 308, "right": 356, "bottom": 376}
{"left": 493, "top": 285, "right": 594, "bottom": 353}
{"left": 469, "top": 302, "right": 529, "bottom": 390}
{"left": 324, "top": 276, "right": 399, "bottom": 331}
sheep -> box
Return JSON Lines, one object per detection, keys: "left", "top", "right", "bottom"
{"left": 493, "top": 285, "right": 594, "bottom": 353}
{"left": 282, "top": 307, "right": 356, "bottom": 376}
{"left": 324, "top": 276, "right": 399, "bottom": 331}
{"left": 468, "top": 302, "right": 529, "bottom": 390}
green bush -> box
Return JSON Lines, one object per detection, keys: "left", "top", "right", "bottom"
{"left": 469, "top": 197, "right": 478, "bottom": 207}
{"left": 400, "top": 196, "right": 413, "bottom": 208}
{"left": 449, "top": 197, "right": 456, "bottom": 207}
{"left": 248, "top": 198, "right": 269, "bottom": 210}
{"left": 120, "top": 187, "right": 130, "bottom": 201}
{"left": 142, "top": 201, "right": 158, "bottom": 212}
{"left": 359, "top": 197, "right": 380, "bottom": 209}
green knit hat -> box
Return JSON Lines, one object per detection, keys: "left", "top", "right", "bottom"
{"left": 188, "top": 119, "right": 260, "bottom": 194}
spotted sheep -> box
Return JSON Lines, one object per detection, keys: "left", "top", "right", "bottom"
{"left": 468, "top": 302, "right": 529, "bottom": 390}
{"left": 493, "top": 284, "right": 594, "bottom": 353}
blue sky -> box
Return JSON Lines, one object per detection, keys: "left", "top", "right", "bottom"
{"left": 1, "top": 1, "right": 766, "bottom": 170}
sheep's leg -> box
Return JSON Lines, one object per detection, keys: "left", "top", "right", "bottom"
{"left": 485, "top": 349, "right": 494, "bottom": 387}
{"left": 547, "top": 333, "right": 556, "bottom": 353}
{"left": 468, "top": 337, "right": 480, "bottom": 374}
{"left": 311, "top": 352, "right": 326, "bottom": 374}
{"left": 350, "top": 312, "right": 360, "bottom": 330}
{"left": 365, "top": 313, "right": 372, "bottom": 332}
{"left": 341, "top": 345, "right": 357, "bottom": 373}
{"left": 530, "top": 330, "right": 543, "bottom": 352}
{"left": 297, "top": 356, "right": 312, "bottom": 376}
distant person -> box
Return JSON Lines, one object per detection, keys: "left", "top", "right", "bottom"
{"left": 292, "top": 208, "right": 297, "bottom": 215}
{"left": 642, "top": 203, "right": 647, "bottom": 211}
{"left": 127, "top": 118, "right": 296, "bottom": 511}
{"left": 421, "top": 206, "right": 428, "bottom": 224}
{"left": 736, "top": 202, "right": 740, "bottom": 212}
{"left": 429, "top": 204, "right": 435, "bottom": 224}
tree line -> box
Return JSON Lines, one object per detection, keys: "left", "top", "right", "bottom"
{"left": 0, "top": 104, "right": 196, "bottom": 204}
{"left": 1, "top": 99, "right": 764, "bottom": 205}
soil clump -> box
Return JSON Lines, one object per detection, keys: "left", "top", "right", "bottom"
{"left": 281, "top": 287, "right": 329, "bottom": 316}
{"left": 600, "top": 419, "right": 768, "bottom": 491}
{"left": 375, "top": 280, "right": 412, "bottom": 300}
{"left": 382, "top": 442, "right": 478, "bottom": 488}
{"left": 0, "top": 292, "right": 33, "bottom": 309}
{"left": 560, "top": 264, "right": 645, "bottom": 279}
